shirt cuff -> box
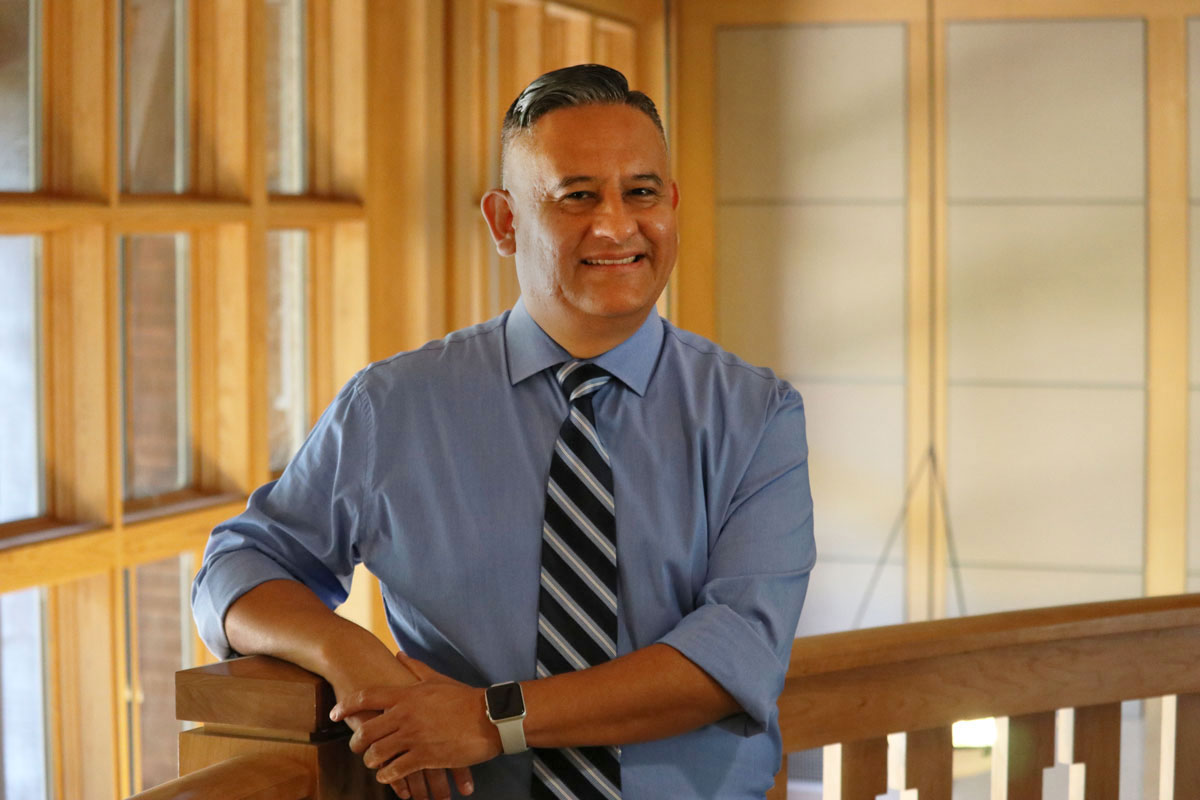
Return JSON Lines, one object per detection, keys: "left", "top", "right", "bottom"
{"left": 656, "top": 603, "right": 785, "bottom": 736}
{"left": 191, "top": 548, "right": 299, "bottom": 659}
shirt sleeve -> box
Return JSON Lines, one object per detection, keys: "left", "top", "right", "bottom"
{"left": 191, "top": 373, "right": 375, "bottom": 658}
{"left": 657, "top": 385, "right": 816, "bottom": 734}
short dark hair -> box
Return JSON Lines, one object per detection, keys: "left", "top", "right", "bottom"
{"left": 500, "top": 64, "right": 665, "bottom": 183}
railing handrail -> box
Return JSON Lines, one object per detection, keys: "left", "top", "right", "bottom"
{"left": 779, "top": 592, "right": 1200, "bottom": 752}
{"left": 789, "top": 592, "right": 1200, "bottom": 677}
{"left": 126, "top": 754, "right": 311, "bottom": 800}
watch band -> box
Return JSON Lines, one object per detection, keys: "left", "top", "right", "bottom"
{"left": 485, "top": 682, "right": 528, "bottom": 755}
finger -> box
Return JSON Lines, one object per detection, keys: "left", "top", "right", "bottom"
{"left": 403, "top": 769, "right": 430, "bottom": 800}
{"left": 451, "top": 766, "right": 475, "bottom": 796}
{"left": 394, "top": 650, "right": 438, "bottom": 682}
{"left": 363, "top": 730, "right": 410, "bottom": 771}
{"left": 332, "top": 690, "right": 392, "bottom": 722}
{"left": 423, "top": 768, "right": 452, "bottom": 800}
{"left": 378, "top": 752, "right": 423, "bottom": 787}
{"left": 350, "top": 709, "right": 402, "bottom": 755}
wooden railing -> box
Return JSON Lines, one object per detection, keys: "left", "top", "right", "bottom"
{"left": 133, "top": 593, "right": 1200, "bottom": 799}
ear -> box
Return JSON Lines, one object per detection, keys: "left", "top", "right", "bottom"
{"left": 481, "top": 189, "right": 517, "bottom": 257}
{"left": 669, "top": 180, "right": 680, "bottom": 210}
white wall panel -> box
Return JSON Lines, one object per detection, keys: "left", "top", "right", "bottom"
{"left": 948, "top": 204, "right": 1145, "bottom": 384}
{"left": 952, "top": 566, "right": 1142, "bottom": 617}
{"left": 717, "top": 205, "right": 905, "bottom": 381}
{"left": 947, "top": 20, "right": 1145, "bottom": 200}
{"left": 795, "top": 560, "right": 905, "bottom": 636}
{"left": 795, "top": 382, "right": 904, "bottom": 561}
{"left": 947, "top": 386, "right": 1144, "bottom": 571}
{"left": 716, "top": 24, "right": 908, "bottom": 634}
{"left": 715, "top": 25, "right": 905, "bottom": 202}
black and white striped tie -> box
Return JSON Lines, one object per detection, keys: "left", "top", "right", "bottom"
{"left": 532, "top": 360, "right": 622, "bottom": 800}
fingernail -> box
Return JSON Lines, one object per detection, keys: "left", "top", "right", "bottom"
{"left": 464, "top": 781, "right": 475, "bottom": 795}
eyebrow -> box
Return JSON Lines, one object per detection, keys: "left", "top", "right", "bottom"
{"left": 552, "top": 173, "right": 664, "bottom": 191}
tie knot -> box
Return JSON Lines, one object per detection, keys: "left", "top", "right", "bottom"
{"left": 556, "top": 361, "right": 611, "bottom": 404}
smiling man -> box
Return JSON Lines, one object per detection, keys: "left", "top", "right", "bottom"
{"left": 192, "top": 65, "right": 815, "bottom": 800}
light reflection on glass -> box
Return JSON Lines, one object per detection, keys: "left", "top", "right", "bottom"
{"left": 265, "top": 0, "right": 307, "bottom": 194}
{"left": 0, "top": 0, "right": 40, "bottom": 190}
{"left": 267, "top": 230, "right": 310, "bottom": 472}
{"left": 0, "top": 235, "right": 42, "bottom": 524}
{"left": 128, "top": 554, "right": 193, "bottom": 791}
{"left": 122, "top": 0, "right": 189, "bottom": 193}
{"left": 122, "top": 234, "right": 191, "bottom": 500}
{"left": 0, "top": 587, "right": 50, "bottom": 799}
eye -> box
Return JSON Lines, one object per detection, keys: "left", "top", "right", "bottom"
{"left": 563, "top": 190, "right": 593, "bottom": 201}
{"left": 628, "top": 187, "right": 660, "bottom": 200}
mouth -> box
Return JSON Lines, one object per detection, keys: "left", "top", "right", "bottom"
{"left": 581, "top": 254, "right": 645, "bottom": 266}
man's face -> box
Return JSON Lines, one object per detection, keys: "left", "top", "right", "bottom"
{"left": 488, "top": 104, "right": 679, "bottom": 347}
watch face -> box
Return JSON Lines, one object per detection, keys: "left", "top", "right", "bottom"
{"left": 488, "top": 683, "right": 524, "bottom": 719}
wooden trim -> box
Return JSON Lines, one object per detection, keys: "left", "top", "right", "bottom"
{"left": 0, "top": 528, "right": 118, "bottom": 593}
{"left": 121, "top": 499, "right": 246, "bottom": 567}
{"left": 44, "top": 0, "right": 111, "bottom": 199}
{"left": 1145, "top": 15, "right": 1190, "bottom": 597}
{"left": 937, "top": 0, "right": 1200, "bottom": 19}
{"left": 265, "top": 198, "right": 365, "bottom": 226}
{"left": 367, "top": 0, "right": 447, "bottom": 358}
{"left": 707, "top": 0, "right": 926, "bottom": 24}
{"left": 779, "top": 596, "right": 1200, "bottom": 751}
{"left": 929, "top": 13, "right": 950, "bottom": 620}
{"left": 790, "top": 593, "right": 1200, "bottom": 676}
{"left": 905, "top": 15, "right": 935, "bottom": 623}
{"left": 674, "top": 0, "right": 717, "bottom": 339}
{"left": 128, "top": 754, "right": 312, "bottom": 800}
{"left": 447, "top": 0, "right": 492, "bottom": 329}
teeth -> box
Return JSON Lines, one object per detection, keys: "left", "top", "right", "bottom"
{"left": 584, "top": 256, "right": 639, "bottom": 265}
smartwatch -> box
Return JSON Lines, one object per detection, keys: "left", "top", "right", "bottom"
{"left": 485, "top": 681, "right": 528, "bottom": 754}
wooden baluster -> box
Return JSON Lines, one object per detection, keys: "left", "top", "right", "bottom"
{"left": 905, "top": 726, "right": 952, "bottom": 800}
{"left": 766, "top": 758, "right": 788, "bottom": 800}
{"left": 1174, "top": 693, "right": 1200, "bottom": 796}
{"left": 1073, "top": 702, "right": 1120, "bottom": 800}
{"left": 1008, "top": 711, "right": 1056, "bottom": 800}
{"left": 842, "top": 736, "right": 888, "bottom": 800}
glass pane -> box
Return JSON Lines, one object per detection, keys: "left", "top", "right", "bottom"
{"left": 0, "top": 236, "right": 43, "bottom": 524}
{"left": 128, "top": 554, "right": 193, "bottom": 791}
{"left": 267, "top": 230, "right": 309, "bottom": 472}
{"left": 122, "top": 0, "right": 188, "bottom": 193}
{"left": 0, "top": 0, "right": 40, "bottom": 190}
{"left": 1, "top": 587, "right": 50, "bottom": 800}
{"left": 265, "top": 0, "right": 307, "bottom": 194}
{"left": 122, "top": 234, "right": 190, "bottom": 500}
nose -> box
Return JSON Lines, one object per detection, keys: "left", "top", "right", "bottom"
{"left": 591, "top": 191, "right": 637, "bottom": 242}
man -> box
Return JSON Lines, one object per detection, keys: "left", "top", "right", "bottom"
{"left": 192, "top": 64, "right": 815, "bottom": 800}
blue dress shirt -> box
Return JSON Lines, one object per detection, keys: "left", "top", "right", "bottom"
{"left": 192, "top": 300, "right": 816, "bottom": 799}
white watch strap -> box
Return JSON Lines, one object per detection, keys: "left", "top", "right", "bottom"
{"left": 495, "top": 716, "right": 528, "bottom": 755}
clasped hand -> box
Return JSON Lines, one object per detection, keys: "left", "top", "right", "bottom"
{"left": 331, "top": 651, "right": 503, "bottom": 799}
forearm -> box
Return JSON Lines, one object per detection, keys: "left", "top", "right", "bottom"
{"left": 224, "top": 578, "right": 416, "bottom": 698}
{"left": 520, "top": 643, "right": 741, "bottom": 748}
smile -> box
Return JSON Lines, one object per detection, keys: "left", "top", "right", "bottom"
{"left": 582, "top": 255, "right": 644, "bottom": 265}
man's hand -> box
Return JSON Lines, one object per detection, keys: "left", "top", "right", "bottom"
{"left": 331, "top": 652, "right": 503, "bottom": 791}
{"left": 223, "top": 581, "right": 476, "bottom": 799}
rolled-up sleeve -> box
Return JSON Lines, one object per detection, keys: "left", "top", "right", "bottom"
{"left": 191, "top": 374, "right": 375, "bottom": 658}
{"left": 658, "top": 388, "right": 815, "bottom": 733}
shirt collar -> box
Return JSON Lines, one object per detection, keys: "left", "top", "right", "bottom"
{"left": 504, "top": 298, "right": 664, "bottom": 397}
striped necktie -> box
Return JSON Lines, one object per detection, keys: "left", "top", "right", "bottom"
{"left": 531, "top": 360, "right": 622, "bottom": 800}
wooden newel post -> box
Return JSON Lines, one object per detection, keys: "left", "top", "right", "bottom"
{"left": 175, "top": 655, "right": 389, "bottom": 800}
